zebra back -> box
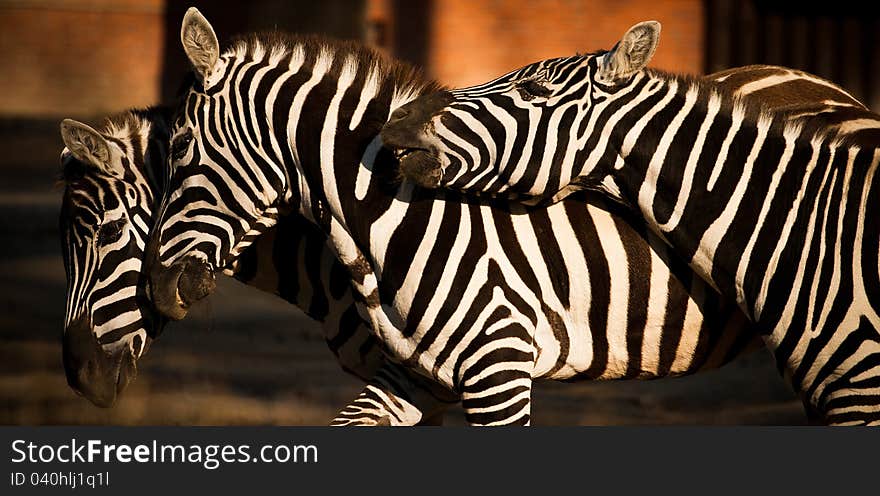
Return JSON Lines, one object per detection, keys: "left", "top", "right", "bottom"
{"left": 706, "top": 64, "right": 880, "bottom": 143}
{"left": 378, "top": 22, "right": 880, "bottom": 424}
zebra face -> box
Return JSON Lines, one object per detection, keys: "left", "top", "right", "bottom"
{"left": 58, "top": 117, "right": 166, "bottom": 407}
{"left": 382, "top": 54, "right": 586, "bottom": 193}
{"left": 148, "top": 90, "right": 279, "bottom": 321}
{"left": 382, "top": 21, "right": 661, "bottom": 199}
{"left": 148, "top": 9, "right": 275, "bottom": 320}
{"left": 146, "top": 113, "right": 223, "bottom": 321}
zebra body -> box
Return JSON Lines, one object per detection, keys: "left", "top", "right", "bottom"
{"left": 144, "top": 10, "right": 870, "bottom": 425}
{"left": 59, "top": 109, "right": 448, "bottom": 425}
{"left": 382, "top": 22, "right": 880, "bottom": 424}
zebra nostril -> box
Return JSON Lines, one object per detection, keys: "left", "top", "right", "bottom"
{"left": 177, "top": 258, "right": 216, "bottom": 306}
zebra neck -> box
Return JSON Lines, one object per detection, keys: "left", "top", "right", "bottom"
{"left": 603, "top": 78, "right": 880, "bottom": 324}
{"left": 266, "top": 87, "right": 429, "bottom": 363}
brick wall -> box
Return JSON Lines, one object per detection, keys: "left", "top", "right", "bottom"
{"left": 0, "top": 0, "right": 366, "bottom": 119}
{"left": 375, "top": 0, "right": 705, "bottom": 88}
{"left": 1, "top": 1, "right": 703, "bottom": 117}
{"left": 0, "top": 0, "right": 164, "bottom": 118}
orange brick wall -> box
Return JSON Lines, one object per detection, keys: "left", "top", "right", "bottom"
{"left": 0, "top": 0, "right": 164, "bottom": 118}
{"left": 423, "top": 0, "right": 704, "bottom": 87}
{"left": 0, "top": 0, "right": 704, "bottom": 116}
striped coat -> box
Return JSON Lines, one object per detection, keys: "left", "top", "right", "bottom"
{"left": 380, "top": 22, "right": 880, "bottom": 424}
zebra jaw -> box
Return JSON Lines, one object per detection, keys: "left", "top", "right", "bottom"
{"left": 399, "top": 149, "right": 443, "bottom": 189}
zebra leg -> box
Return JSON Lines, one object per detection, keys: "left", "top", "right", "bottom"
{"left": 458, "top": 337, "right": 535, "bottom": 426}
{"left": 815, "top": 366, "right": 880, "bottom": 425}
{"left": 461, "top": 367, "right": 533, "bottom": 426}
{"left": 331, "top": 361, "right": 456, "bottom": 426}
{"left": 800, "top": 319, "right": 880, "bottom": 425}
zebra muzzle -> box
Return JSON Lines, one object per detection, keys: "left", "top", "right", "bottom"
{"left": 380, "top": 90, "right": 453, "bottom": 189}
{"left": 397, "top": 149, "right": 442, "bottom": 188}
{"left": 150, "top": 255, "right": 216, "bottom": 321}
{"left": 63, "top": 315, "right": 137, "bottom": 408}
{"left": 178, "top": 258, "right": 216, "bottom": 305}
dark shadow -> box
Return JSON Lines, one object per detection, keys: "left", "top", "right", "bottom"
{"left": 704, "top": 0, "right": 879, "bottom": 108}
{"left": 390, "top": 0, "right": 433, "bottom": 70}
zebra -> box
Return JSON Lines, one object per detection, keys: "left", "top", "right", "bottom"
{"left": 58, "top": 62, "right": 862, "bottom": 424}
{"left": 58, "top": 108, "right": 452, "bottom": 424}
{"left": 381, "top": 21, "right": 880, "bottom": 425}
{"left": 144, "top": 9, "right": 872, "bottom": 425}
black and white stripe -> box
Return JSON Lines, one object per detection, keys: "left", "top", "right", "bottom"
{"left": 384, "top": 22, "right": 880, "bottom": 424}
{"left": 144, "top": 10, "right": 812, "bottom": 426}
{"left": 59, "top": 110, "right": 171, "bottom": 406}
{"left": 59, "top": 108, "right": 450, "bottom": 424}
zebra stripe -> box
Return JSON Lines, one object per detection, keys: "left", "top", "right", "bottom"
{"left": 384, "top": 22, "right": 880, "bottom": 424}
{"left": 59, "top": 111, "right": 173, "bottom": 407}
{"left": 59, "top": 108, "right": 451, "bottom": 424}
{"left": 148, "top": 9, "right": 773, "bottom": 426}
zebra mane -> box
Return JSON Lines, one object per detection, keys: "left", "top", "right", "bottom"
{"left": 221, "top": 31, "right": 445, "bottom": 102}
{"left": 576, "top": 48, "right": 608, "bottom": 58}
{"left": 101, "top": 106, "right": 170, "bottom": 141}
{"left": 641, "top": 67, "right": 869, "bottom": 149}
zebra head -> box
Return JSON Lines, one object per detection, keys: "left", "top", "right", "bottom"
{"left": 381, "top": 21, "right": 661, "bottom": 199}
{"left": 148, "top": 8, "right": 441, "bottom": 321}
{"left": 58, "top": 109, "right": 169, "bottom": 407}
{"left": 147, "top": 8, "right": 285, "bottom": 320}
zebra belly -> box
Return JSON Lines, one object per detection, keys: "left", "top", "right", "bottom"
{"left": 373, "top": 199, "right": 756, "bottom": 390}
{"left": 530, "top": 203, "right": 756, "bottom": 381}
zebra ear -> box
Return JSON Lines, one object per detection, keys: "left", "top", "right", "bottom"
{"left": 60, "top": 119, "right": 116, "bottom": 176}
{"left": 598, "top": 21, "right": 661, "bottom": 84}
{"left": 180, "top": 7, "right": 219, "bottom": 84}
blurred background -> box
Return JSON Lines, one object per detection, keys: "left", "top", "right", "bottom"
{"left": 3, "top": 0, "right": 878, "bottom": 425}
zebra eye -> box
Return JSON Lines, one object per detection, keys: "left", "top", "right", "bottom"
{"left": 171, "top": 130, "right": 193, "bottom": 161}
{"left": 97, "top": 218, "right": 126, "bottom": 245}
{"left": 517, "top": 79, "right": 552, "bottom": 100}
